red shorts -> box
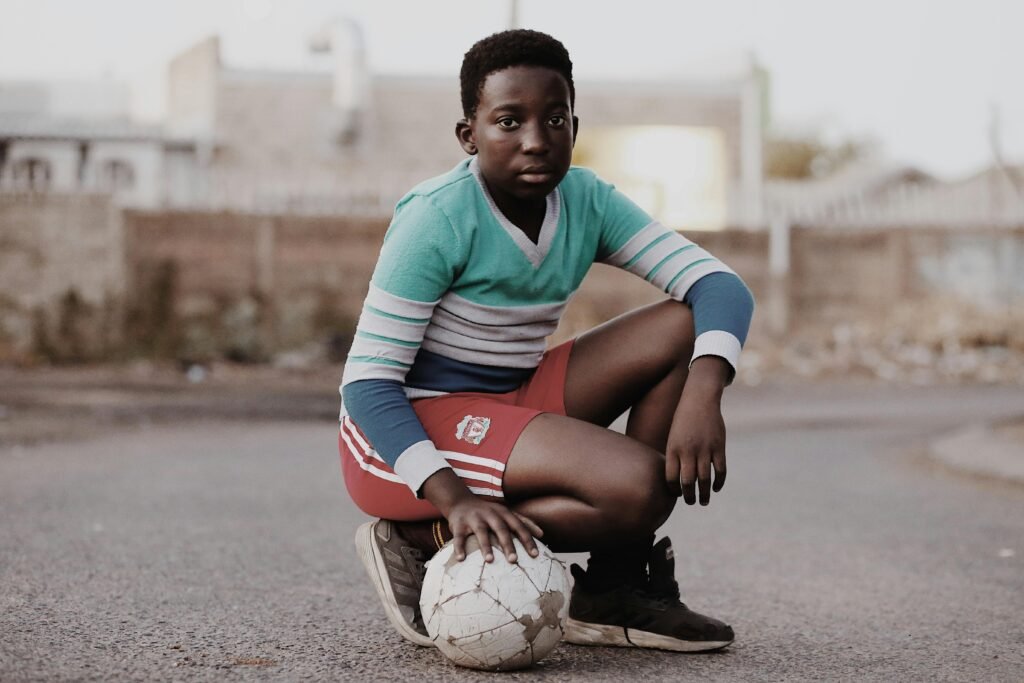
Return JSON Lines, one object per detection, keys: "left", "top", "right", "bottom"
{"left": 339, "top": 340, "right": 573, "bottom": 521}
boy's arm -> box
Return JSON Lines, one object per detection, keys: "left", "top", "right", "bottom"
{"left": 665, "top": 354, "right": 731, "bottom": 505}
{"left": 342, "top": 195, "right": 463, "bottom": 493}
{"left": 598, "top": 185, "right": 755, "bottom": 378}
{"left": 342, "top": 195, "right": 541, "bottom": 560}
{"left": 596, "top": 181, "right": 754, "bottom": 504}
{"left": 341, "top": 285, "right": 450, "bottom": 494}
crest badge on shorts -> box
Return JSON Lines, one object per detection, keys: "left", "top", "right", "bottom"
{"left": 456, "top": 415, "right": 491, "bottom": 445}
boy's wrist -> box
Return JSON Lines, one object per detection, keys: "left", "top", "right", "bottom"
{"left": 420, "top": 468, "right": 474, "bottom": 517}
{"left": 687, "top": 356, "right": 730, "bottom": 398}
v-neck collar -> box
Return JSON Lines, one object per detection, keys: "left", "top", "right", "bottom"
{"left": 469, "top": 157, "right": 561, "bottom": 269}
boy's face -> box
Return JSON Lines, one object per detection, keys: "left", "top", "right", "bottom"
{"left": 456, "top": 65, "right": 577, "bottom": 205}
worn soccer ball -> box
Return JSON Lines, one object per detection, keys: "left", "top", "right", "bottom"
{"left": 419, "top": 536, "right": 569, "bottom": 670}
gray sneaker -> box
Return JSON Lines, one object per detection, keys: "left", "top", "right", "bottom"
{"left": 355, "top": 520, "right": 433, "bottom": 647}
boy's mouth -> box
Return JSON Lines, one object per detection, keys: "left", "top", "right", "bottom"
{"left": 518, "top": 166, "right": 556, "bottom": 183}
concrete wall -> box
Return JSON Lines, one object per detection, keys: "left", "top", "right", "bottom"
{"left": 119, "top": 216, "right": 1024, "bottom": 354}
{"left": 3, "top": 192, "right": 1023, "bottom": 362}
{"left": 123, "top": 210, "right": 387, "bottom": 353}
{"left": 0, "top": 194, "right": 123, "bottom": 357}
{"left": 366, "top": 76, "right": 466, "bottom": 191}
{"left": 215, "top": 71, "right": 341, "bottom": 172}
{"left": 789, "top": 226, "right": 1024, "bottom": 320}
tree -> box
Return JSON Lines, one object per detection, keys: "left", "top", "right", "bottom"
{"left": 764, "top": 134, "right": 868, "bottom": 179}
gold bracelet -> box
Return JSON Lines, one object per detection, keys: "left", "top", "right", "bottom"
{"left": 432, "top": 519, "right": 444, "bottom": 550}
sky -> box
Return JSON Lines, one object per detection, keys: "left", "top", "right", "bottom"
{"left": 1, "top": 0, "right": 1022, "bottom": 179}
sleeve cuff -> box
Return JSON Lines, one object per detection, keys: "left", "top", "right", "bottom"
{"left": 690, "top": 330, "right": 742, "bottom": 383}
{"left": 392, "top": 440, "right": 452, "bottom": 498}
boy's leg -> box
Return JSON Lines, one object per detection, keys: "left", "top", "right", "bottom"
{"left": 564, "top": 298, "right": 696, "bottom": 447}
{"left": 504, "top": 299, "right": 697, "bottom": 540}
{"left": 503, "top": 413, "right": 674, "bottom": 551}
{"left": 502, "top": 299, "right": 733, "bottom": 651}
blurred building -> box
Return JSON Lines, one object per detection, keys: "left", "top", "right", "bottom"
{"left": 0, "top": 25, "right": 768, "bottom": 229}
{"left": 0, "top": 80, "right": 198, "bottom": 208}
{"left": 5, "top": 21, "right": 1024, "bottom": 233}
{"left": 163, "top": 27, "right": 766, "bottom": 229}
{"left": 765, "top": 161, "right": 1024, "bottom": 228}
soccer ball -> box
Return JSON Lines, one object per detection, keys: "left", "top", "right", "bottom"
{"left": 419, "top": 535, "right": 569, "bottom": 670}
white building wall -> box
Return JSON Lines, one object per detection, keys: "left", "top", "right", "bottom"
{"left": 6, "top": 140, "right": 79, "bottom": 191}
{"left": 163, "top": 147, "right": 205, "bottom": 206}
{"left": 87, "top": 140, "right": 164, "bottom": 208}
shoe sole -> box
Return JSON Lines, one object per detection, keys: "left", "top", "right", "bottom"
{"left": 565, "top": 617, "right": 732, "bottom": 653}
{"left": 354, "top": 521, "right": 434, "bottom": 648}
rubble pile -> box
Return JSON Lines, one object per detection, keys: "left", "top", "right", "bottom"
{"left": 739, "top": 300, "right": 1024, "bottom": 386}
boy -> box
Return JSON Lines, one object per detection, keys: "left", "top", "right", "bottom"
{"left": 340, "top": 29, "right": 754, "bottom": 652}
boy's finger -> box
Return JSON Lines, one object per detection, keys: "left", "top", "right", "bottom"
{"left": 712, "top": 454, "right": 727, "bottom": 492}
{"left": 453, "top": 531, "right": 467, "bottom": 561}
{"left": 679, "top": 455, "right": 697, "bottom": 505}
{"left": 488, "top": 516, "right": 518, "bottom": 563}
{"left": 472, "top": 523, "right": 495, "bottom": 563}
{"left": 509, "top": 514, "right": 540, "bottom": 557}
{"left": 698, "top": 455, "right": 712, "bottom": 506}
{"left": 682, "top": 480, "right": 696, "bottom": 505}
{"left": 515, "top": 512, "right": 544, "bottom": 539}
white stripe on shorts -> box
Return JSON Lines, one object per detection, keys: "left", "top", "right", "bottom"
{"left": 438, "top": 449, "right": 507, "bottom": 473}
{"left": 340, "top": 421, "right": 506, "bottom": 496}
{"left": 468, "top": 486, "right": 503, "bottom": 497}
{"left": 340, "top": 423, "right": 404, "bottom": 484}
{"left": 451, "top": 467, "right": 503, "bottom": 487}
{"left": 344, "top": 416, "right": 386, "bottom": 462}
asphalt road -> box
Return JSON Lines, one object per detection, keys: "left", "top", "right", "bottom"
{"left": 2, "top": 383, "right": 1023, "bottom": 681}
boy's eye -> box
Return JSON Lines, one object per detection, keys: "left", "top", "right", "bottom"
{"left": 549, "top": 115, "right": 566, "bottom": 127}
{"left": 497, "top": 118, "right": 520, "bottom": 130}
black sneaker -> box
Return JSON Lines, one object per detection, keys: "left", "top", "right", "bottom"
{"left": 354, "top": 520, "right": 433, "bottom": 647}
{"left": 565, "top": 537, "right": 734, "bottom": 652}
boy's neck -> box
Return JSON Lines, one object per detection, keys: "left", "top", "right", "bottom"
{"left": 499, "top": 198, "right": 546, "bottom": 243}
{"left": 483, "top": 178, "right": 547, "bottom": 243}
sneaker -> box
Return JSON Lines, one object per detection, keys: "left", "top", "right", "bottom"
{"left": 565, "top": 537, "right": 734, "bottom": 652}
{"left": 354, "top": 520, "right": 433, "bottom": 647}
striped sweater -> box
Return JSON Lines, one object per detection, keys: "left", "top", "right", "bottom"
{"left": 341, "top": 158, "right": 754, "bottom": 494}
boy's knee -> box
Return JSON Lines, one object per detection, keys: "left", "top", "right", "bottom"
{"left": 601, "top": 452, "right": 675, "bottom": 535}
{"left": 661, "top": 301, "right": 695, "bottom": 359}
{"left": 636, "top": 301, "right": 694, "bottom": 370}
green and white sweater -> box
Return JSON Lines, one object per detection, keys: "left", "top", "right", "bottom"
{"left": 341, "top": 158, "right": 754, "bottom": 494}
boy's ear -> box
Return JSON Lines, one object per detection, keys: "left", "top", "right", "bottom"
{"left": 572, "top": 115, "right": 580, "bottom": 147}
{"left": 455, "top": 118, "right": 477, "bottom": 155}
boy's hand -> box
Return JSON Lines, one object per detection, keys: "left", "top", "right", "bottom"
{"left": 665, "top": 356, "right": 730, "bottom": 506}
{"left": 446, "top": 497, "right": 543, "bottom": 564}
{"left": 421, "top": 468, "right": 543, "bottom": 563}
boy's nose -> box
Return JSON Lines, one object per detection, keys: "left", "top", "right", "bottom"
{"left": 520, "top": 124, "right": 550, "bottom": 154}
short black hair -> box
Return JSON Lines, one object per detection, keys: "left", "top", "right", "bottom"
{"left": 460, "top": 29, "right": 575, "bottom": 119}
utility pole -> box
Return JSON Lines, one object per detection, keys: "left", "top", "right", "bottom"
{"left": 989, "top": 102, "right": 1023, "bottom": 199}
{"left": 508, "top": 0, "right": 519, "bottom": 30}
